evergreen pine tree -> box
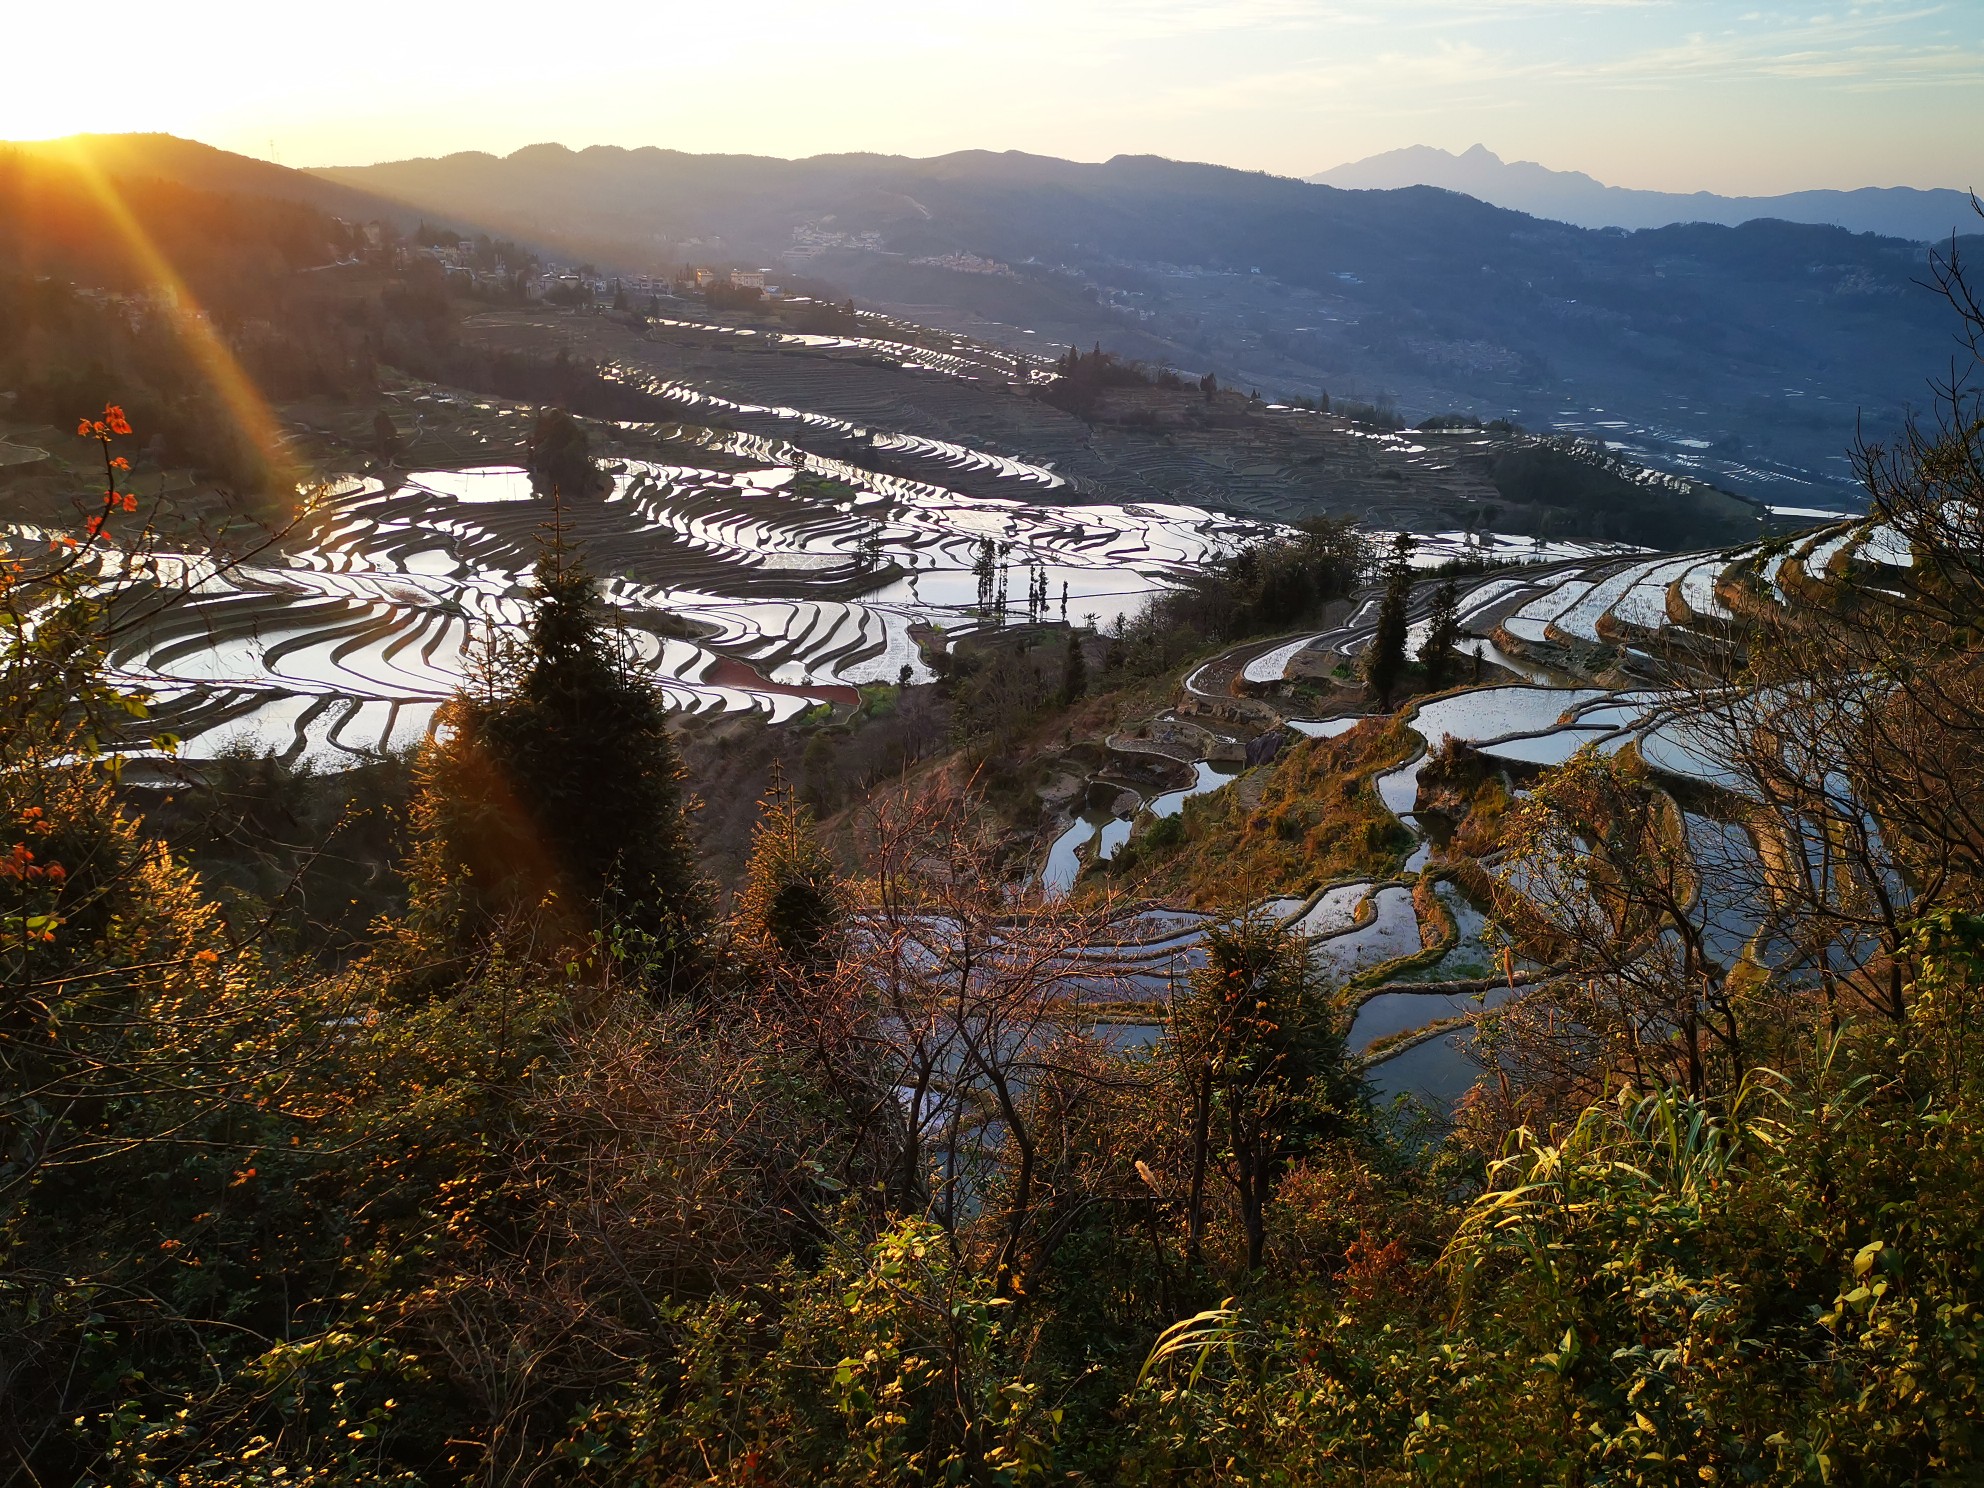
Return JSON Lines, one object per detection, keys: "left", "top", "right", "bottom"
{"left": 1364, "top": 533, "right": 1416, "bottom": 710}
{"left": 407, "top": 521, "right": 710, "bottom": 990}
{"left": 1060, "top": 628, "right": 1087, "bottom": 708}
{"left": 973, "top": 538, "right": 996, "bottom": 616}
{"left": 735, "top": 766, "right": 844, "bottom": 978}
{"left": 1418, "top": 576, "right": 1462, "bottom": 690}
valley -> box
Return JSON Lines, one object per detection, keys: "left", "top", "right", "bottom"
{"left": 16, "top": 290, "right": 1920, "bottom": 1130}
{"left": 316, "top": 142, "right": 1974, "bottom": 507}
{"left": 5, "top": 59, "right": 1984, "bottom": 1474}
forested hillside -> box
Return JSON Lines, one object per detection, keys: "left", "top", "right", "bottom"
{"left": 4, "top": 227, "right": 1984, "bottom": 1486}
{"left": 0, "top": 143, "right": 516, "bottom": 495}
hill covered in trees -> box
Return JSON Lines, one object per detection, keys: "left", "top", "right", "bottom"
{"left": 0, "top": 140, "right": 534, "bottom": 498}
{"left": 14, "top": 129, "right": 1971, "bottom": 506}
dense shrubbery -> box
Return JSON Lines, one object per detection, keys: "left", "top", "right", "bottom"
{"left": 1039, "top": 344, "right": 1178, "bottom": 420}
{"left": 938, "top": 518, "right": 1367, "bottom": 754}
{"left": 700, "top": 281, "right": 764, "bottom": 312}
{"left": 1101, "top": 516, "right": 1369, "bottom": 681}
{"left": 1332, "top": 397, "right": 1405, "bottom": 431}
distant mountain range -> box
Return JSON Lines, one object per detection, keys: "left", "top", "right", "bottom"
{"left": 1310, "top": 145, "right": 1978, "bottom": 242}
{"left": 308, "top": 143, "right": 1980, "bottom": 494}
{"left": 10, "top": 132, "right": 1980, "bottom": 504}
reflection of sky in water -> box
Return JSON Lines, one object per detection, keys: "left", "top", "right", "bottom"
{"left": 1042, "top": 758, "right": 1236, "bottom": 893}
{"left": 1376, "top": 754, "right": 1425, "bottom": 820}
{"left": 1149, "top": 761, "right": 1236, "bottom": 818}
{"left": 1311, "top": 886, "right": 1420, "bottom": 980}
{"left": 1368, "top": 1029, "right": 1483, "bottom": 1110}
{"left": 1350, "top": 984, "right": 1513, "bottom": 1053}
{"left": 1040, "top": 817, "right": 1100, "bottom": 898}
{"left": 1288, "top": 716, "right": 1364, "bottom": 738}
{"left": 130, "top": 457, "right": 1281, "bottom": 758}
{"left": 1410, "top": 686, "right": 1608, "bottom": 747}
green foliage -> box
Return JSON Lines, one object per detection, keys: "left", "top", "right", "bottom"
{"left": 524, "top": 407, "right": 603, "bottom": 499}
{"left": 14, "top": 261, "right": 1984, "bottom": 1485}
{"left": 138, "top": 744, "right": 413, "bottom": 956}
{"left": 1363, "top": 533, "right": 1414, "bottom": 710}
{"left": 1417, "top": 575, "right": 1461, "bottom": 690}
{"left": 406, "top": 528, "right": 710, "bottom": 987}
{"left": 1104, "top": 517, "right": 1370, "bottom": 683}
{"left": 1174, "top": 915, "right": 1364, "bottom": 1270}
{"left": 701, "top": 280, "right": 764, "bottom": 313}
{"left": 1059, "top": 628, "right": 1087, "bottom": 708}
{"left": 735, "top": 772, "right": 844, "bottom": 975}
{"left": 1484, "top": 437, "right": 1760, "bottom": 548}
{"left": 563, "top": 1218, "right": 1065, "bottom": 1485}
{"left": 1039, "top": 342, "right": 1167, "bottom": 420}
{"left": 1126, "top": 719, "right": 1418, "bottom": 905}
{"left": 1121, "top": 977, "right": 1984, "bottom": 1485}
{"left": 945, "top": 641, "right": 1059, "bottom": 751}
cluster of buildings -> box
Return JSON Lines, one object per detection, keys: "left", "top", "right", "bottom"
{"left": 780, "top": 222, "right": 887, "bottom": 270}
{"left": 909, "top": 251, "right": 1012, "bottom": 277}
{"left": 693, "top": 267, "right": 770, "bottom": 291}
{"left": 387, "top": 224, "right": 784, "bottom": 306}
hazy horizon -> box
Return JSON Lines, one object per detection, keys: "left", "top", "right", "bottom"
{"left": 6, "top": 1, "right": 1979, "bottom": 196}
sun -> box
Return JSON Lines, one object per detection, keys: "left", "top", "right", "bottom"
{"left": 0, "top": 76, "right": 161, "bottom": 146}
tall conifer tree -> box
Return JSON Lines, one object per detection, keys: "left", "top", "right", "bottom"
{"left": 1060, "top": 629, "right": 1088, "bottom": 708}
{"left": 1364, "top": 533, "right": 1416, "bottom": 710}
{"left": 408, "top": 516, "right": 710, "bottom": 990}
{"left": 1418, "top": 576, "right": 1462, "bottom": 690}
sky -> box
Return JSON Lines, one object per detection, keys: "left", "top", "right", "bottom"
{"left": 5, "top": 0, "right": 1980, "bottom": 194}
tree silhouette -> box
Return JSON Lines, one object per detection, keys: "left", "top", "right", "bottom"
{"left": 1060, "top": 628, "right": 1087, "bottom": 708}
{"left": 1364, "top": 533, "right": 1416, "bottom": 710}
{"left": 525, "top": 407, "right": 603, "bottom": 500}
{"left": 1173, "top": 915, "right": 1359, "bottom": 1269}
{"left": 1417, "top": 575, "right": 1462, "bottom": 690}
{"left": 407, "top": 517, "right": 710, "bottom": 991}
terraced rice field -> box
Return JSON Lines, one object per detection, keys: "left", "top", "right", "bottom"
{"left": 70, "top": 368, "right": 1920, "bottom": 1113}
{"left": 74, "top": 459, "right": 1274, "bottom": 763}
{"left": 1098, "top": 509, "right": 1926, "bottom": 1110}
{"left": 1041, "top": 760, "right": 1238, "bottom": 897}
{"left": 1066, "top": 863, "right": 1511, "bottom": 1109}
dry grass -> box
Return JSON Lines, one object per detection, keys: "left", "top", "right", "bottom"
{"left": 1109, "top": 716, "right": 1419, "bottom": 908}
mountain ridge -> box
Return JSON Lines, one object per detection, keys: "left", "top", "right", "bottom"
{"left": 5, "top": 132, "right": 429, "bottom": 231}
{"left": 1309, "top": 143, "right": 1976, "bottom": 241}
{"left": 9, "top": 131, "right": 1978, "bottom": 504}
{"left": 306, "top": 138, "right": 1972, "bottom": 500}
